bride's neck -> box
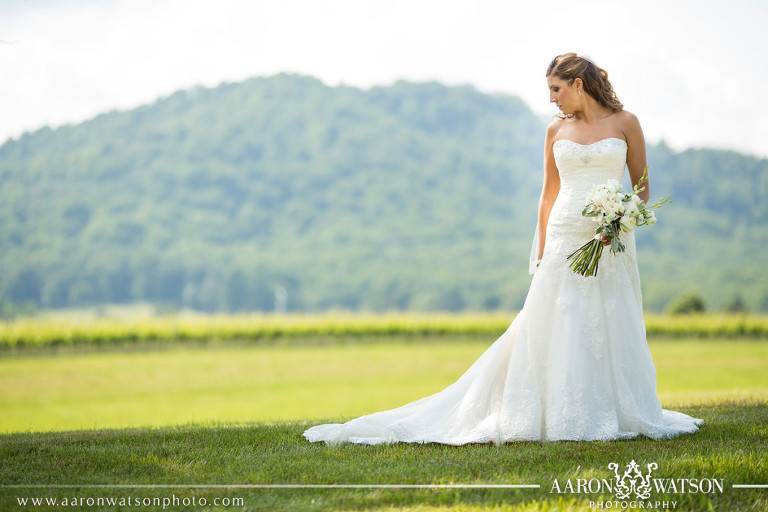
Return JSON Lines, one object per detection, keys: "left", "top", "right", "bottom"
{"left": 573, "top": 98, "right": 612, "bottom": 123}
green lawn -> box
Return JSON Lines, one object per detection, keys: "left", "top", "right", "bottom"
{"left": 1, "top": 337, "right": 767, "bottom": 433}
{"left": 1, "top": 401, "right": 765, "bottom": 511}
{"left": 1, "top": 336, "right": 767, "bottom": 511}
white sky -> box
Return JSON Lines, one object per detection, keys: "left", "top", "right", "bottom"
{"left": 1, "top": 0, "right": 766, "bottom": 158}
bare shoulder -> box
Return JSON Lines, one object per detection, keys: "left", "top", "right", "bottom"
{"left": 615, "top": 109, "right": 643, "bottom": 137}
{"left": 616, "top": 110, "right": 647, "bottom": 171}
{"left": 616, "top": 109, "right": 639, "bottom": 122}
{"left": 546, "top": 117, "right": 564, "bottom": 141}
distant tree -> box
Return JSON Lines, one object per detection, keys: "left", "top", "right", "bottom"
{"left": 725, "top": 294, "right": 748, "bottom": 313}
{"left": 0, "top": 291, "right": 37, "bottom": 319}
{"left": 667, "top": 292, "right": 706, "bottom": 315}
{"left": 226, "top": 270, "right": 249, "bottom": 312}
{"left": 759, "top": 294, "right": 768, "bottom": 312}
{"left": 62, "top": 204, "right": 91, "bottom": 236}
{"left": 0, "top": 293, "right": 14, "bottom": 319}
{"left": 10, "top": 268, "right": 42, "bottom": 304}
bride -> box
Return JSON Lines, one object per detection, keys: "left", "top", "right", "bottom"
{"left": 303, "top": 53, "right": 703, "bottom": 445}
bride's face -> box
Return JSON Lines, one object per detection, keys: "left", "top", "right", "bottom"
{"left": 548, "top": 76, "right": 579, "bottom": 115}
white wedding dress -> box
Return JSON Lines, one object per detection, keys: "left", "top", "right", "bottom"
{"left": 303, "top": 137, "right": 703, "bottom": 445}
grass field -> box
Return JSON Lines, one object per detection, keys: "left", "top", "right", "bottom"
{"left": 1, "top": 401, "right": 766, "bottom": 511}
{"left": 1, "top": 336, "right": 767, "bottom": 433}
{"left": 1, "top": 332, "right": 767, "bottom": 511}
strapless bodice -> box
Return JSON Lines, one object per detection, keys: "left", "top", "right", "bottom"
{"left": 553, "top": 137, "right": 628, "bottom": 196}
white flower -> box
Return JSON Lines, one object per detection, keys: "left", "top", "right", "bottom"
{"left": 645, "top": 211, "right": 657, "bottom": 225}
{"left": 604, "top": 198, "right": 622, "bottom": 221}
{"left": 620, "top": 215, "right": 637, "bottom": 232}
{"left": 592, "top": 189, "right": 609, "bottom": 206}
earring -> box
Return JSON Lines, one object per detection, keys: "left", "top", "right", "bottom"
{"left": 578, "top": 90, "right": 582, "bottom": 96}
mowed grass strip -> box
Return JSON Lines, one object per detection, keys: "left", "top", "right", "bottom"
{"left": 0, "top": 401, "right": 766, "bottom": 511}
{"left": 1, "top": 337, "right": 766, "bottom": 433}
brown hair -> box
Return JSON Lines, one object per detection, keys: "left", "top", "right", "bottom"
{"left": 546, "top": 53, "right": 623, "bottom": 117}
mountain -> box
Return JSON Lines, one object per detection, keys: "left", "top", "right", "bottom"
{"left": 0, "top": 73, "right": 766, "bottom": 313}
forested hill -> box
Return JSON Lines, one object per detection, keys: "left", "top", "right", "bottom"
{"left": 1, "top": 73, "right": 766, "bottom": 313}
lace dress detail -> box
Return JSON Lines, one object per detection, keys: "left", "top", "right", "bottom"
{"left": 302, "top": 137, "right": 703, "bottom": 445}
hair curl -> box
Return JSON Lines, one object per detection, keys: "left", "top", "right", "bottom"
{"left": 546, "top": 53, "right": 623, "bottom": 118}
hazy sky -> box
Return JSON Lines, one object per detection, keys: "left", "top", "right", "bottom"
{"left": 1, "top": 0, "right": 766, "bottom": 157}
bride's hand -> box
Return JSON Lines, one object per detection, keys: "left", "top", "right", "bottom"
{"left": 600, "top": 234, "right": 611, "bottom": 246}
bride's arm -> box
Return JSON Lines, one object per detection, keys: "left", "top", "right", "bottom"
{"left": 537, "top": 122, "right": 562, "bottom": 261}
{"left": 623, "top": 111, "right": 650, "bottom": 203}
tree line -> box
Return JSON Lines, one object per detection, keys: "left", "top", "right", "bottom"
{"left": 1, "top": 73, "right": 766, "bottom": 314}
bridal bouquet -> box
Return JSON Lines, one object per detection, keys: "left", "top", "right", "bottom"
{"left": 566, "top": 166, "right": 671, "bottom": 277}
